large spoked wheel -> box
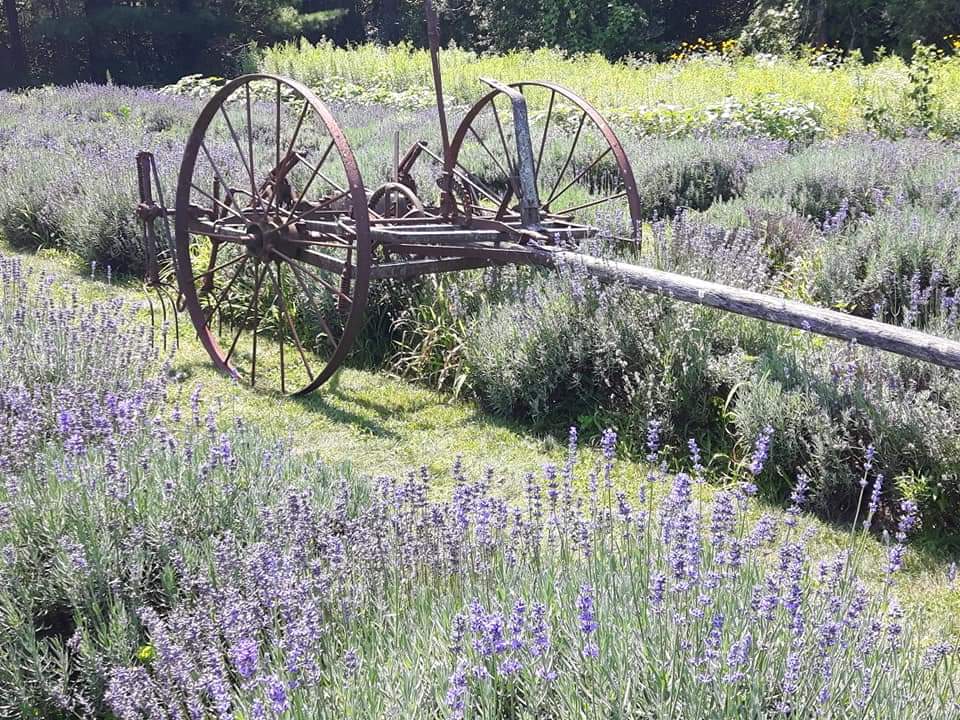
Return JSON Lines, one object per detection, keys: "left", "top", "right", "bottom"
{"left": 447, "top": 81, "right": 642, "bottom": 243}
{"left": 174, "top": 74, "right": 371, "bottom": 395}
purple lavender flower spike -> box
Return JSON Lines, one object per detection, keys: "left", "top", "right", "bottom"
{"left": 646, "top": 420, "right": 662, "bottom": 462}
{"left": 266, "top": 675, "right": 289, "bottom": 713}
{"left": 577, "top": 584, "right": 598, "bottom": 637}
{"left": 863, "top": 474, "right": 884, "bottom": 531}
{"left": 446, "top": 662, "right": 468, "bottom": 720}
{"left": 748, "top": 426, "right": 774, "bottom": 476}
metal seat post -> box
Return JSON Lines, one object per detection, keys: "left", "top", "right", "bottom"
{"left": 480, "top": 77, "right": 542, "bottom": 229}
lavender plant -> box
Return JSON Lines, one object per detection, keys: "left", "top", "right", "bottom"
{"left": 0, "top": 254, "right": 164, "bottom": 473}
{"left": 811, "top": 203, "right": 960, "bottom": 323}
{"left": 93, "top": 428, "right": 959, "bottom": 719}
{"left": 625, "top": 135, "right": 786, "bottom": 220}
{"left": 744, "top": 135, "right": 960, "bottom": 222}
{"left": 463, "top": 258, "right": 718, "bottom": 439}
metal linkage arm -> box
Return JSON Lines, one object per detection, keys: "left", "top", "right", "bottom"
{"left": 136, "top": 152, "right": 164, "bottom": 286}
{"left": 480, "top": 77, "right": 542, "bottom": 228}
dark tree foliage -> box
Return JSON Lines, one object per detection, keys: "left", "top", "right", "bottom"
{"left": 1, "top": 0, "right": 28, "bottom": 86}
{"left": 0, "top": 0, "right": 349, "bottom": 87}
{"left": 748, "top": 0, "right": 960, "bottom": 59}
{"left": 1, "top": 1, "right": 959, "bottom": 89}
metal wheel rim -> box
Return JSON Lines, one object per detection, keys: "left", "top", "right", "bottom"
{"left": 174, "top": 73, "right": 371, "bottom": 395}
{"left": 447, "top": 80, "right": 642, "bottom": 244}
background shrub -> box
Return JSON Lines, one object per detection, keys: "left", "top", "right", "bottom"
{"left": 626, "top": 136, "right": 785, "bottom": 219}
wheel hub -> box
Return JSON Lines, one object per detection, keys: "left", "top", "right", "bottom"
{"left": 245, "top": 222, "right": 275, "bottom": 260}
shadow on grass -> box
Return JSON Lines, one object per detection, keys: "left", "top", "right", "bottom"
{"left": 172, "top": 359, "right": 401, "bottom": 440}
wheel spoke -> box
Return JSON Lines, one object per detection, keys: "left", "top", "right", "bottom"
{"left": 534, "top": 88, "right": 556, "bottom": 185}
{"left": 191, "top": 181, "right": 248, "bottom": 225}
{"left": 225, "top": 262, "right": 267, "bottom": 366}
{"left": 467, "top": 126, "right": 512, "bottom": 182}
{"left": 451, "top": 164, "right": 503, "bottom": 206}
{"left": 199, "top": 142, "right": 247, "bottom": 215}
{"left": 276, "top": 140, "right": 337, "bottom": 232}
{"left": 297, "top": 153, "right": 347, "bottom": 195}
{"left": 271, "top": 249, "right": 353, "bottom": 306}
{"left": 279, "top": 189, "right": 352, "bottom": 230}
{"left": 554, "top": 191, "right": 627, "bottom": 217}
{"left": 272, "top": 261, "right": 314, "bottom": 383}
{"left": 190, "top": 228, "right": 253, "bottom": 244}
{"left": 546, "top": 147, "right": 612, "bottom": 208}
{"left": 219, "top": 105, "right": 256, "bottom": 209}
{"left": 285, "top": 258, "right": 339, "bottom": 352}
{"left": 192, "top": 252, "right": 247, "bottom": 283}
{"left": 245, "top": 84, "right": 259, "bottom": 210}
{"left": 275, "top": 79, "right": 282, "bottom": 169}
{"left": 489, "top": 96, "right": 516, "bottom": 176}
{"left": 495, "top": 184, "right": 515, "bottom": 221}
{"left": 283, "top": 101, "right": 309, "bottom": 166}
{"left": 545, "top": 111, "right": 588, "bottom": 209}
{"left": 203, "top": 255, "right": 250, "bottom": 326}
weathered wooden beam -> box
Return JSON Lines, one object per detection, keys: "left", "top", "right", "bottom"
{"left": 534, "top": 249, "right": 960, "bottom": 371}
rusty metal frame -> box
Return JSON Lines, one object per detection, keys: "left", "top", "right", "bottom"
{"left": 135, "top": 1, "right": 960, "bottom": 395}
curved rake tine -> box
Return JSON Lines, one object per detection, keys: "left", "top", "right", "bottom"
{"left": 160, "top": 285, "right": 180, "bottom": 351}
{"left": 158, "top": 284, "right": 181, "bottom": 349}
{"left": 144, "top": 288, "right": 156, "bottom": 348}
{"left": 154, "top": 284, "right": 170, "bottom": 352}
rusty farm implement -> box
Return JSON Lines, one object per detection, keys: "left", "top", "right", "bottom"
{"left": 136, "top": 0, "right": 960, "bottom": 396}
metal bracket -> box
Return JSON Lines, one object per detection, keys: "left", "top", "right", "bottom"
{"left": 479, "top": 77, "right": 542, "bottom": 229}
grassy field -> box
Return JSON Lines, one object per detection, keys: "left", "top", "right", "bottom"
{"left": 17, "top": 249, "right": 568, "bottom": 486}
{"left": 260, "top": 40, "right": 960, "bottom": 137}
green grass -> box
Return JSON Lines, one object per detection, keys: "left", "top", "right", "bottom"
{"left": 19, "top": 246, "right": 566, "bottom": 488}
{"left": 261, "top": 40, "right": 960, "bottom": 136}
{"left": 8, "top": 240, "right": 959, "bottom": 639}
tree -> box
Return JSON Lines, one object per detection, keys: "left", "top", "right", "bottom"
{"left": 2, "top": 0, "right": 27, "bottom": 86}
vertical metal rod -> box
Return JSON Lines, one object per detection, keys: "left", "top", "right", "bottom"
{"left": 425, "top": 0, "right": 451, "bottom": 167}
{"left": 394, "top": 131, "right": 401, "bottom": 183}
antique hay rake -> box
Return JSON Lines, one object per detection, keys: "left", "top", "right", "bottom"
{"left": 136, "top": 0, "right": 960, "bottom": 396}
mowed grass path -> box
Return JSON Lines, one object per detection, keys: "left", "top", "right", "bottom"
{"left": 8, "top": 243, "right": 960, "bottom": 637}
{"left": 26, "top": 247, "right": 562, "bottom": 486}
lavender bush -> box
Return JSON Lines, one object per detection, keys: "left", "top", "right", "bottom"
{"left": 92, "top": 429, "right": 958, "bottom": 719}
{"left": 744, "top": 135, "right": 960, "bottom": 224}
{"left": 811, "top": 203, "right": 960, "bottom": 323}
{"left": 0, "top": 255, "right": 357, "bottom": 714}
{"left": 0, "top": 254, "right": 164, "bottom": 473}
{"left": 464, "top": 258, "right": 718, "bottom": 439}
{"left": 718, "top": 325, "right": 960, "bottom": 521}
{"left": 625, "top": 136, "right": 786, "bottom": 220}
{"left": 693, "top": 196, "right": 818, "bottom": 273}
